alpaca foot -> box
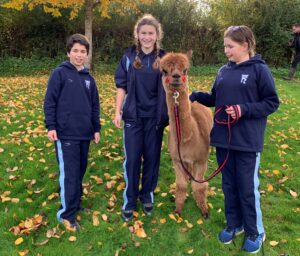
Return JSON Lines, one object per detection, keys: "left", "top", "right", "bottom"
{"left": 201, "top": 210, "right": 209, "bottom": 219}
{"left": 175, "top": 208, "right": 182, "bottom": 216}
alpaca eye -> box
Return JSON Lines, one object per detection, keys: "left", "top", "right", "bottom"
{"left": 183, "top": 69, "right": 188, "bottom": 75}
{"left": 162, "top": 69, "right": 168, "bottom": 76}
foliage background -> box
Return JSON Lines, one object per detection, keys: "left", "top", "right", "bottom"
{"left": 1, "top": 0, "right": 300, "bottom": 66}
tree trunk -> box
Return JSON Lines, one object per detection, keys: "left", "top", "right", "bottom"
{"left": 85, "top": 0, "right": 93, "bottom": 69}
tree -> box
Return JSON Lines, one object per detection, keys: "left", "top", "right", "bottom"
{"left": 2, "top": 0, "right": 152, "bottom": 68}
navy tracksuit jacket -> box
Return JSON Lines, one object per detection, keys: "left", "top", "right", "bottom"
{"left": 115, "top": 46, "right": 168, "bottom": 211}
{"left": 290, "top": 32, "right": 300, "bottom": 69}
{"left": 44, "top": 61, "right": 100, "bottom": 222}
{"left": 190, "top": 55, "right": 279, "bottom": 235}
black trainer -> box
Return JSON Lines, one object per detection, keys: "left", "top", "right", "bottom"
{"left": 122, "top": 210, "right": 134, "bottom": 222}
{"left": 142, "top": 203, "right": 153, "bottom": 216}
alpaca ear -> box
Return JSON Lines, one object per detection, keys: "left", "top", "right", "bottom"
{"left": 186, "top": 50, "right": 193, "bottom": 60}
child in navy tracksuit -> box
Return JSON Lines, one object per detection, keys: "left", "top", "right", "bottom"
{"left": 113, "top": 14, "right": 168, "bottom": 221}
{"left": 190, "top": 26, "right": 279, "bottom": 253}
{"left": 44, "top": 34, "right": 100, "bottom": 231}
{"left": 283, "top": 23, "right": 300, "bottom": 80}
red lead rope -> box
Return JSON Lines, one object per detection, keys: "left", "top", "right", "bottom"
{"left": 174, "top": 104, "right": 239, "bottom": 183}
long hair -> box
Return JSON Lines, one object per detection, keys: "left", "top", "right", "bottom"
{"left": 133, "top": 14, "right": 163, "bottom": 69}
{"left": 224, "top": 25, "right": 256, "bottom": 57}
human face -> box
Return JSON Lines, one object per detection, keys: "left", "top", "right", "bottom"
{"left": 224, "top": 37, "right": 250, "bottom": 64}
{"left": 138, "top": 24, "right": 157, "bottom": 54}
{"left": 67, "top": 43, "right": 88, "bottom": 70}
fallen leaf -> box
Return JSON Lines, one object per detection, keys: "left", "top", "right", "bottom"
{"left": 101, "top": 214, "right": 108, "bottom": 221}
{"left": 269, "top": 240, "right": 279, "bottom": 246}
{"left": 135, "top": 228, "right": 147, "bottom": 238}
{"left": 280, "top": 144, "right": 289, "bottom": 149}
{"left": 18, "top": 249, "right": 29, "bottom": 256}
{"left": 160, "top": 218, "right": 166, "bottom": 224}
{"left": 267, "top": 184, "right": 274, "bottom": 192}
{"left": 187, "top": 249, "right": 194, "bottom": 254}
{"left": 15, "top": 237, "right": 24, "bottom": 245}
{"left": 46, "top": 143, "right": 52, "bottom": 147}
{"left": 69, "top": 236, "right": 77, "bottom": 242}
{"left": 93, "top": 214, "right": 100, "bottom": 226}
{"left": 197, "top": 219, "right": 203, "bottom": 225}
{"left": 290, "top": 190, "right": 298, "bottom": 198}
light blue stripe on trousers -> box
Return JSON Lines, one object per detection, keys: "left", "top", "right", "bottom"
{"left": 56, "top": 140, "right": 66, "bottom": 222}
{"left": 122, "top": 129, "right": 129, "bottom": 210}
{"left": 254, "top": 152, "right": 264, "bottom": 234}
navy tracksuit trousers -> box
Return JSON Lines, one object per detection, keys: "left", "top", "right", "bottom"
{"left": 216, "top": 148, "right": 264, "bottom": 235}
{"left": 55, "top": 139, "right": 90, "bottom": 223}
{"left": 122, "top": 117, "right": 164, "bottom": 211}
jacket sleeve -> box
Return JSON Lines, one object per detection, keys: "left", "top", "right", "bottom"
{"left": 114, "top": 55, "right": 128, "bottom": 92}
{"left": 44, "top": 69, "right": 62, "bottom": 131}
{"left": 189, "top": 80, "right": 217, "bottom": 107}
{"left": 91, "top": 77, "right": 101, "bottom": 132}
{"left": 240, "top": 65, "right": 279, "bottom": 119}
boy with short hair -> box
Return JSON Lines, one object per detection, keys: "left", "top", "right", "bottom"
{"left": 44, "top": 34, "right": 101, "bottom": 231}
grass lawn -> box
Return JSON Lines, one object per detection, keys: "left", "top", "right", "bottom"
{"left": 0, "top": 64, "right": 299, "bottom": 256}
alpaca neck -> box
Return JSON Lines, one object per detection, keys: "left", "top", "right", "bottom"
{"left": 166, "top": 88, "right": 192, "bottom": 123}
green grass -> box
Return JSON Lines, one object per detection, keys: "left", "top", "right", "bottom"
{"left": 0, "top": 64, "right": 299, "bottom": 256}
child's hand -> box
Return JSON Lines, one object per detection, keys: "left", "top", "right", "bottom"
{"left": 47, "top": 130, "right": 58, "bottom": 142}
{"left": 94, "top": 132, "right": 100, "bottom": 144}
{"left": 225, "top": 105, "right": 241, "bottom": 119}
{"left": 113, "top": 114, "right": 122, "bottom": 129}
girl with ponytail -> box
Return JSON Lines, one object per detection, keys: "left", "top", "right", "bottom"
{"left": 114, "top": 14, "right": 168, "bottom": 222}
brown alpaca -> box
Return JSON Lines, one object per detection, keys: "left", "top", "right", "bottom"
{"left": 160, "top": 52, "right": 213, "bottom": 218}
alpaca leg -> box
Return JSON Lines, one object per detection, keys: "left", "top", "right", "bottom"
{"left": 174, "top": 161, "right": 189, "bottom": 215}
{"left": 192, "top": 162, "right": 209, "bottom": 218}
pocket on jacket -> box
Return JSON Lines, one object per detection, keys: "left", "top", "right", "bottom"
{"left": 63, "top": 113, "right": 93, "bottom": 137}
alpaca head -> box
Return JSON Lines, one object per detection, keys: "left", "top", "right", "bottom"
{"left": 160, "top": 51, "right": 191, "bottom": 93}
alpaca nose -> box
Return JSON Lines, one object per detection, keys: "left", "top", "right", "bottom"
{"left": 172, "top": 74, "right": 181, "bottom": 79}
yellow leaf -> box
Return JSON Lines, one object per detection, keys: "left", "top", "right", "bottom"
{"left": 161, "top": 193, "right": 167, "bottom": 197}
{"left": 23, "top": 137, "right": 32, "bottom": 144}
{"left": 48, "top": 193, "right": 59, "bottom": 200}
{"left": 185, "top": 220, "right": 193, "bottom": 228}
{"left": 290, "top": 190, "right": 298, "bottom": 198}
{"left": 157, "top": 202, "right": 163, "bottom": 207}
{"left": 29, "top": 146, "right": 35, "bottom": 152}
{"left": 160, "top": 218, "right": 166, "bottom": 224}
{"left": 208, "top": 203, "right": 213, "bottom": 209}
{"left": 101, "top": 214, "right": 108, "bottom": 221}
{"left": 39, "top": 158, "right": 46, "bottom": 163}
{"left": 0, "top": 148, "right": 4, "bottom": 153}
{"left": 135, "top": 228, "right": 147, "bottom": 238}
{"left": 26, "top": 198, "right": 33, "bottom": 203}
{"left": 11, "top": 198, "right": 20, "bottom": 203}
{"left": 267, "top": 184, "right": 274, "bottom": 192}
{"left": 18, "top": 249, "right": 29, "bottom": 256}
{"left": 272, "top": 170, "right": 280, "bottom": 175}
{"left": 117, "top": 182, "right": 125, "bottom": 191}
{"left": 69, "top": 236, "right": 77, "bottom": 242}
{"left": 197, "top": 219, "right": 203, "bottom": 225}
{"left": 92, "top": 214, "right": 100, "bottom": 226}
{"left": 90, "top": 175, "right": 103, "bottom": 184}
{"left": 46, "top": 143, "right": 52, "bottom": 147}
{"left": 15, "top": 237, "right": 24, "bottom": 245}
{"left": 269, "top": 241, "right": 279, "bottom": 246}
{"left": 168, "top": 214, "right": 177, "bottom": 221}
{"left": 187, "top": 249, "right": 194, "bottom": 254}
{"left": 280, "top": 144, "right": 289, "bottom": 149}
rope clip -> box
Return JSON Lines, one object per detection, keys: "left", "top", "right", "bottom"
{"left": 173, "top": 91, "right": 179, "bottom": 105}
